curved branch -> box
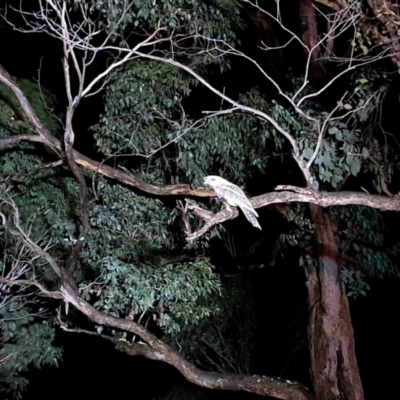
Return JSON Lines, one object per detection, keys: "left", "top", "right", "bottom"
{"left": 0, "top": 134, "right": 49, "bottom": 147}
{"left": 128, "top": 50, "right": 316, "bottom": 188}
{"left": 258, "top": 187, "right": 400, "bottom": 211}
{"left": 0, "top": 278, "right": 63, "bottom": 299}
{"left": 55, "top": 280, "right": 314, "bottom": 400}
{"left": 0, "top": 64, "right": 59, "bottom": 148}
{"left": 1, "top": 203, "right": 313, "bottom": 399}
{"left": 1, "top": 67, "right": 399, "bottom": 217}
{"left": 118, "top": 341, "right": 314, "bottom": 400}
{"left": 0, "top": 131, "right": 213, "bottom": 197}
{"left": 184, "top": 187, "right": 400, "bottom": 240}
{"left": 1, "top": 131, "right": 399, "bottom": 214}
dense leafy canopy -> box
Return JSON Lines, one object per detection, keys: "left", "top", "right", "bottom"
{"left": 1, "top": 0, "right": 400, "bottom": 399}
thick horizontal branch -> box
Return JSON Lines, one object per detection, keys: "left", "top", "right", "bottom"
{"left": 0, "top": 106, "right": 393, "bottom": 213}
{"left": 2, "top": 133, "right": 399, "bottom": 212}
{"left": 185, "top": 186, "right": 400, "bottom": 240}
{"left": 0, "top": 65, "right": 213, "bottom": 197}
{"left": 253, "top": 187, "right": 400, "bottom": 211}
{"left": 0, "top": 134, "right": 49, "bottom": 147}
{"left": 77, "top": 155, "right": 213, "bottom": 197}
{"left": 1, "top": 65, "right": 399, "bottom": 209}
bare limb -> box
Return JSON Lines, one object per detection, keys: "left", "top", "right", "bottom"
{"left": 0, "top": 65, "right": 59, "bottom": 148}
{"left": 0, "top": 197, "right": 63, "bottom": 279}
{"left": 0, "top": 278, "right": 63, "bottom": 300}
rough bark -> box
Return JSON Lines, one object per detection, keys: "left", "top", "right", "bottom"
{"left": 306, "top": 205, "right": 364, "bottom": 400}
{"left": 253, "top": 188, "right": 400, "bottom": 211}
{"left": 119, "top": 341, "right": 314, "bottom": 400}
{"left": 247, "top": 9, "right": 287, "bottom": 81}
{"left": 299, "top": 0, "right": 327, "bottom": 79}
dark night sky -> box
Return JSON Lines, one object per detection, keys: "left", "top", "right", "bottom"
{"left": 1, "top": 9, "right": 400, "bottom": 400}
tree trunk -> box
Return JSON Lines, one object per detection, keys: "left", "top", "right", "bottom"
{"left": 306, "top": 205, "right": 364, "bottom": 400}
{"left": 299, "top": 0, "right": 327, "bottom": 80}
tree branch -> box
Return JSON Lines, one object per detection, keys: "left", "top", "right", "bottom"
{"left": 0, "top": 278, "right": 63, "bottom": 300}
{"left": 54, "top": 278, "right": 314, "bottom": 400}
{"left": 0, "top": 64, "right": 59, "bottom": 148}
{"left": 183, "top": 187, "right": 400, "bottom": 240}
{"left": 117, "top": 341, "right": 314, "bottom": 400}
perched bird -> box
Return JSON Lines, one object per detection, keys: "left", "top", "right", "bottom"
{"left": 203, "top": 175, "right": 261, "bottom": 230}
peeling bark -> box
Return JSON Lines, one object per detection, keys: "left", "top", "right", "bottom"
{"left": 299, "top": 0, "right": 327, "bottom": 79}
{"left": 247, "top": 9, "right": 287, "bottom": 81}
{"left": 306, "top": 205, "right": 364, "bottom": 400}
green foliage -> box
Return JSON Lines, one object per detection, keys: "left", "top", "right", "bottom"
{"left": 2, "top": 1, "right": 400, "bottom": 395}
{"left": 94, "top": 64, "right": 285, "bottom": 187}
{"left": 297, "top": 67, "right": 395, "bottom": 189}
{"left": 0, "top": 174, "right": 80, "bottom": 286}
{"left": 0, "top": 301, "right": 62, "bottom": 399}
{"left": 0, "top": 78, "right": 67, "bottom": 396}
{"left": 0, "top": 81, "right": 60, "bottom": 135}
{"left": 336, "top": 206, "right": 400, "bottom": 297}
{"left": 81, "top": 181, "right": 175, "bottom": 267}
{"left": 165, "top": 275, "right": 257, "bottom": 373}
{"left": 299, "top": 122, "right": 365, "bottom": 188}
{"left": 93, "top": 61, "right": 196, "bottom": 158}
{"left": 277, "top": 204, "right": 313, "bottom": 251}
{"left": 337, "top": 206, "right": 400, "bottom": 278}
{"left": 281, "top": 204, "right": 400, "bottom": 297}
{"left": 0, "top": 190, "right": 64, "bottom": 396}
{"left": 176, "top": 91, "right": 287, "bottom": 186}
{"left": 75, "top": 0, "right": 243, "bottom": 48}
{"left": 91, "top": 257, "right": 221, "bottom": 334}
{"left": 1, "top": 64, "right": 253, "bottom": 383}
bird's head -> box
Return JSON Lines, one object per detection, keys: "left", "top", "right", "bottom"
{"left": 203, "top": 175, "right": 221, "bottom": 188}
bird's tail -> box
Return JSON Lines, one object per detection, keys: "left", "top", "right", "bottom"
{"left": 242, "top": 207, "right": 262, "bottom": 229}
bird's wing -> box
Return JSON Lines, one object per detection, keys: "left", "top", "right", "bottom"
{"left": 206, "top": 176, "right": 261, "bottom": 229}
{"left": 219, "top": 181, "right": 259, "bottom": 217}
{"left": 241, "top": 207, "right": 262, "bottom": 229}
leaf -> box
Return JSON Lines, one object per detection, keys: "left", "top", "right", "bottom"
{"left": 303, "top": 147, "right": 314, "bottom": 159}
{"left": 349, "top": 158, "right": 361, "bottom": 176}
{"left": 335, "top": 131, "right": 343, "bottom": 141}
{"left": 362, "top": 147, "right": 369, "bottom": 157}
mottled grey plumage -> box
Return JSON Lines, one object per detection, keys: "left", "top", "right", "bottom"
{"left": 204, "top": 175, "right": 261, "bottom": 230}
